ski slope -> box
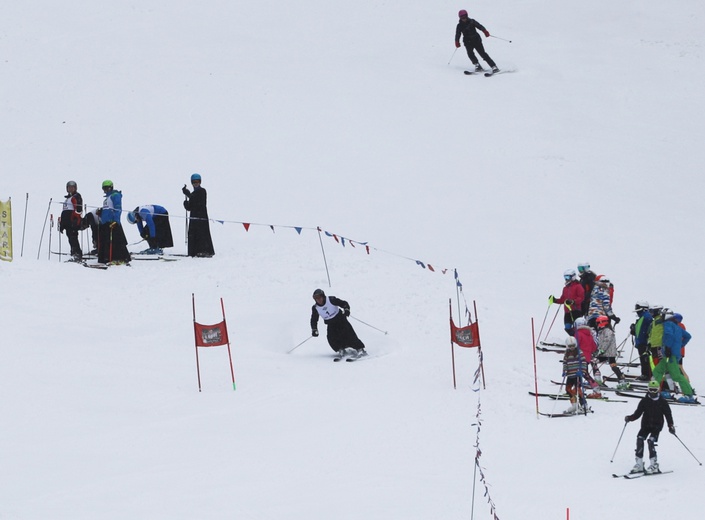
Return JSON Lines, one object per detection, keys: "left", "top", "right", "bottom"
{"left": 1, "top": 1, "right": 704, "bottom": 518}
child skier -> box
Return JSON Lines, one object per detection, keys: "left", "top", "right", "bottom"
{"left": 595, "top": 315, "right": 629, "bottom": 390}
{"left": 624, "top": 380, "right": 675, "bottom": 474}
{"left": 574, "top": 317, "right": 601, "bottom": 397}
{"left": 562, "top": 336, "right": 588, "bottom": 414}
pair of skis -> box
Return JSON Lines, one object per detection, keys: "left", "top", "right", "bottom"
{"left": 612, "top": 470, "right": 673, "bottom": 479}
{"left": 463, "top": 68, "right": 512, "bottom": 77}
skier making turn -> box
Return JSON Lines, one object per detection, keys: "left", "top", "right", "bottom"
{"left": 310, "top": 289, "right": 367, "bottom": 361}
{"left": 624, "top": 380, "right": 675, "bottom": 474}
{"left": 454, "top": 10, "right": 499, "bottom": 73}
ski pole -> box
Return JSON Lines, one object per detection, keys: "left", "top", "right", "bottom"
{"left": 547, "top": 374, "right": 566, "bottom": 417}
{"left": 21, "top": 193, "right": 29, "bottom": 257}
{"left": 490, "top": 35, "right": 512, "bottom": 43}
{"left": 542, "top": 306, "right": 561, "bottom": 343}
{"left": 287, "top": 336, "right": 313, "bottom": 354}
{"left": 351, "top": 316, "right": 388, "bottom": 335}
{"left": 673, "top": 432, "right": 703, "bottom": 465}
{"left": 536, "top": 302, "right": 552, "bottom": 343}
{"left": 447, "top": 47, "right": 458, "bottom": 65}
{"left": 610, "top": 422, "right": 628, "bottom": 462}
{"left": 37, "top": 197, "right": 52, "bottom": 259}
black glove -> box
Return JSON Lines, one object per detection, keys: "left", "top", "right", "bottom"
{"left": 312, "top": 329, "right": 319, "bottom": 337}
{"left": 630, "top": 323, "right": 636, "bottom": 335}
{"left": 612, "top": 316, "right": 621, "bottom": 324}
{"left": 95, "top": 208, "right": 102, "bottom": 216}
{"left": 182, "top": 185, "right": 191, "bottom": 196}
{"left": 669, "top": 425, "right": 676, "bottom": 435}
{"left": 624, "top": 415, "right": 631, "bottom": 423}
{"left": 565, "top": 299, "right": 574, "bottom": 306}
{"left": 183, "top": 200, "right": 189, "bottom": 210}
{"left": 343, "top": 308, "right": 350, "bottom": 317}
{"left": 141, "top": 231, "right": 150, "bottom": 240}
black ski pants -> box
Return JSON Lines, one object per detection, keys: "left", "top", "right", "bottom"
{"left": 464, "top": 38, "right": 496, "bottom": 68}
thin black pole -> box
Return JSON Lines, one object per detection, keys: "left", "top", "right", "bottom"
{"left": 20, "top": 193, "right": 28, "bottom": 257}
{"left": 37, "top": 198, "right": 52, "bottom": 260}
{"left": 316, "top": 227, "right": 331, "bottom": 288}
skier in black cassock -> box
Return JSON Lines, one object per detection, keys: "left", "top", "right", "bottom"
{"left": 182, "top": 173, "right": 215, "bottom": 257}
{"left": 310, "top": 289, "right": 367, "bottom": 360}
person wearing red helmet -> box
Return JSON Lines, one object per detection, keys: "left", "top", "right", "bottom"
{"left": 595, "top": 315, "right": 629, "bottom": 390}
{"left": 454, "top": 9, "right": 499, "bottom": 73}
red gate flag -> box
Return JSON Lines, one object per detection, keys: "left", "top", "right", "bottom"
{"left": 194, "top": 321, "right": 229, "bottom": 346}
{"left": 449, "top": 299, "right": 486, "bottom": 389}
{"left": 192, "top": 294, "right": 236, "bottom": 392}
{"left": 450, "top": 320, "right": 480, "bottom": 348}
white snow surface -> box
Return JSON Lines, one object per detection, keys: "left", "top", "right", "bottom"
{"left": 2, "top": 1, "right": 704, "bottom": 518}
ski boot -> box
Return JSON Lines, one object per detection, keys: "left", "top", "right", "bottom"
{"left": 563, "top": 402, "right": 578, "bottom": 414}
{"left": 474, "top": 64, "right": 483, "bottom": 72}
{"left": 630, "top": 457, "right": 644, "bottom": 474}
{"left": 645, "top": 458, "right": 659, "bottom": 474}
{"left": 616, "top": 380, "right": 630, "bottom": 390}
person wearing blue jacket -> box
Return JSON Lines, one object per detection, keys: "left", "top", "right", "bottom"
{"left": 127, "top": 205, "right": 174, "bottom": 254}
{"left": 96, "top": 180, "right": 131, "bottom": 264}
{"left": 631, "top": 301, "right": 653, "bottom": 380}
{"left": 653, "top": 312, "right": 697, "bottom": 403}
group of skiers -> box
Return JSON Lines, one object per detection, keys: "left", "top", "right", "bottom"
{"left": 551, "top": 262, "right": 695, "bottom": 475}
{"left": 58, "top": 174, "right": 215, "bottom": 264}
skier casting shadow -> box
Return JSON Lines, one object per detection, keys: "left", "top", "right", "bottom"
{"left": 310, "top": 289, "right": 367, "bottom": 360}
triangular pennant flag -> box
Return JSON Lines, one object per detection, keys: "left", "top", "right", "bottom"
{"left": 270, "top": 225, "right": 275, "bottom": 233}
{"left": 341, "top": 237, "right": 346, "bottom": 247}
{"left": 243, "top": 223, "right": 251, "bottom": 232}
{"left": 416, "top": 260, "right": 426, "bottom": 269}
{"left": 365, "top": 245, "right": 370, "bottom": 254}
{"left": 427, "top": 264, "right": 435, "bottom": 272}
{"left": 295, "top": 227, "right": 302, "bottom": 235}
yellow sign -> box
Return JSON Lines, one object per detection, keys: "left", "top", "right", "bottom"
{"left": 0, "top": 198, "right": 12, "bottom": 262}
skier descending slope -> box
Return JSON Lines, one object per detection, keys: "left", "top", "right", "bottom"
{"left": 310, "top": 289, "right": 367, "bottom": 361}
{"left": 454, "top": 9, "right": 499, "bottom": 74}
{"left": 624, "top": 380, "right": 676, "bottom": 474}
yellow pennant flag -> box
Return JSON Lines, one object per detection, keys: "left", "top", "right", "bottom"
{"left": 0, "top": 198, "right": 12, "bottom": 262}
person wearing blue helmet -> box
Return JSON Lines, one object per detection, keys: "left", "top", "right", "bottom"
{"left": 182, "top": 173, "right": 214, "bottom": 257}
{"left": 126, "top": 205, "right": 174, "bottom": 254}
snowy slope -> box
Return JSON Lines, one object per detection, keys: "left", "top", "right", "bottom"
{"left": 1, "top": 1, "right": 704, "bottom": 518}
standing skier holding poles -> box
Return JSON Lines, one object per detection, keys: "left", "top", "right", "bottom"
{"left": 624, "top": 380, "right": 675, "bottom": 474}
{"left": 454, "top": 10, "right": 499, "bottom": 74}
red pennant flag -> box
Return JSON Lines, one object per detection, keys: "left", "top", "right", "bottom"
{"left": 243, "top": 223, "right": 251, "bottom": 232}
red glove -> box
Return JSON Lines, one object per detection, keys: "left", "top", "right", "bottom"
{"left": 483, "top": 30, "right": 490, "bottom": 37}
{"left": 455, "top": 41, "right": 460, "bottom": 48}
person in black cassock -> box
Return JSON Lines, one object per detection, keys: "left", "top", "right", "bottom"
{"left": 454, "top": 9, "right": 498, "bottom": 73}
{"left": 59, "top": 180, "right": 83, "bottom": 261}
{"left": 182, "top": 173, "right": 215, "bottom": 257}
{"left": 310, "top": 288, "right": 367, "bottom": 360}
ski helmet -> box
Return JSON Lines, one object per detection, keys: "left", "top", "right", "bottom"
{"left": 102, "top": 179, "right": 113, "bottom": 189}
{"left": 673, "top": 313, "right": 683, "bottom": 323}
{"left": 66, "top": 180, "right": 77, "bottom": 190}
{"left": 312, "top": 288, "right": 326, "bottom": 300}
{"left": 634, "top": 300, "right": 649, "bottom": 312}
{"left": 458, "top": 9, "right": 468, "bottom": 18}
{"left": 191, "top": 173, "right": 202, "bottom": 183}
{"left": 126, "top": 211, "right": 137, "bottom": 225}
{"left": 563, "top": 268, "right": 577, "bottom": 282}
{"left": 565, "top": 336, "right": 577, "bottom": 349}
{"left": 574, "top": 317, "right": 587, "bottom": 327}
{"left": 663, "top": 310, "right": 675, "bottom": 321}
{"left": 649, "top": 304, "right": 663, "bottom": 314}
{"left": 596, "top": 315, "right": 609, "bottom": 328}
{"left": 596, "top": 275, "right": 611, "bottom": 285}
{"left": 647, "top": 379, "right": 660, "bottom": 396}
{"left": 577, "top": 262, "right": 590, "bottom": 273}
